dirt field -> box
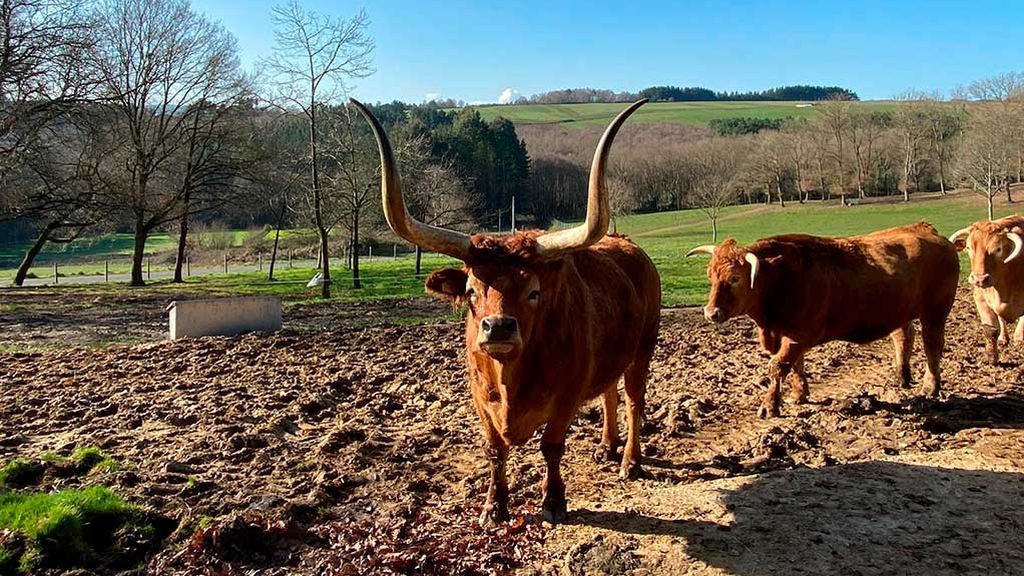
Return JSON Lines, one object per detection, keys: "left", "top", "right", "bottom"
{"left": 1, "top": 285, "right": 1023, "bottom": 575}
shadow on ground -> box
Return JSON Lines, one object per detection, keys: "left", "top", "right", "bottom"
{"left": 572, "top": 461, "right": 1024, "bottom": 575}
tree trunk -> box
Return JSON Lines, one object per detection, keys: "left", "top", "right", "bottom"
{"left": 173, "top": 210, "right": 189, "bottom": 283}
{"left": 130, "top": 217, "right": 148, "bottom": 286}
{"left": 1006, "top": 180, "right": 1013, "bottom": 204}
{"left": 415, "top": 245, "right": 423, "bottom": 276}
{"left": 776, "top": 178, "right": 786, "bottom": 208}
{"left": 268, "top": 224, "right": 282, "bottom": 281}
{"left": 13, "top": 222, "right": 57, "bottom": 286}
{"left": 318, "top": 227, "right": 331, "bottom": 298}
{"left": 351, "top": 213, "right": 361, "bottom": 289}
{"left": 988, "top": 192, "right": 995, "bottom": 221}
{"left": 711, "top": 217, "right": 718, "bottom": 242}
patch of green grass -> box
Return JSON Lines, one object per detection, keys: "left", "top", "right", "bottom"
{"left": 0, "top": 461, "right": 41, "bottom": 489}
{"left": 69, "top": 448, "right": 118, "bottom": 474}
{"left": 0, "top": 486, "right": 144, "bottom": 573}
{"left": 470, "top": 100, "right": 896, "bottom": 127}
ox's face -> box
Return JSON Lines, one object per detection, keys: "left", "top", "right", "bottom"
{"left": 954, "top": 224, "right": 1019, "bottom": 286}
{"left": 695, "top": 240, "right": 764, "bottom": 323}
{"left": 426, "top": 264, "right": 548, "bottom": 361}
{"left": 957, "top": 230, "right": 1017, "bottom": 289}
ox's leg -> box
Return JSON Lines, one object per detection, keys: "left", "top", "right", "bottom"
{"left": 999, "top": 317, "right": 1011, "bottom": 346}
{"left": 787, "top": 355, "right": 809, "bottom": 404}
{"left": 594, "top": 386, "right": 621, "bottom": 463}
{"left": 889, "top": 323, "right": 915, "bottom": 387}
{"left": 620, "top": 360, "right": 649, "bottom": 480}
{"left": 759, "top": 340, "right": 804, "bottom": 418}
{"left": 919, "top": 318, "right": 946, "bottom": 398}
{"left": 540, "top": 420, "right": 571, "bottom": 524}
{"left": 974, "top": 292, "right": 1001, "bottom": 364}
{"left": 1014, "top": 317, "right": 1024, "bottom": 345}
{"left": 479, "top": 439, "right": 510, "bottom": 527}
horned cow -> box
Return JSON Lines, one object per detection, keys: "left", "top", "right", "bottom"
{"left": 352, "top": 99, "right": 661, "bottom": 526}
{"left": 950, "top": 215, "right": 1024, "bottom": 364}
{"left": 687, "top": 223, "right": 959, "bottom": 418}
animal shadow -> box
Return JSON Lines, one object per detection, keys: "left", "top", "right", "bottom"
{"left": 573, "top": 461, "right": 1024, "bottom": 575}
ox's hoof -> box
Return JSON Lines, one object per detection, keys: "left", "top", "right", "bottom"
{"left": 541, "top": 499, "right": 568, "bottom": 524}
{"left": 618, "top": 461, "right": 643, "bottom": 481}
{"left": 757, "top": 405, "right": 780, "bottom": 419}
{"left": 593, "top": 442, "right": 620, "bottom": 463}
{"left": 478, "top": 504, "right": 509, "bottom": 528}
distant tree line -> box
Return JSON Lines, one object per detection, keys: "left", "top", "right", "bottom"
{"left": 519, "top": 85, "right": 858, "bottom": 105}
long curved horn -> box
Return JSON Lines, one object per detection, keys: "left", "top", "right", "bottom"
{"left": 350, "top": 98, "right": 472, "bottom": 261}
{"left": 1005, "top": 231, "right": 1023, "bottom": 263}
{"left": 686, "top": 245, "right": 717, "bottom": 257}
{"left": 535, "top": 99, "right": 647, "bottom": 259}
{"left": 744, "top": 252, "right": 759, "bottom": 289}
{"left": 948, "top": 227, "right": 971, "bottom": 245}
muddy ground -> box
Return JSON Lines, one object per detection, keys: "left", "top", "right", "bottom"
{"left": 1, "top": 285, "right": 1023, "bottom": 575}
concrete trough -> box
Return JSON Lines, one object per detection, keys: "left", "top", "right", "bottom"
{"left": 167, "top": 296, "right": 282, "bottom": 340}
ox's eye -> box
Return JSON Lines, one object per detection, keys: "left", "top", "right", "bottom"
{"left": 729, "top": 274, "right": 741, "bottom": 285}
{"left": 527, "top": 290, "right": 540, "bottom": 302}
{"left": 466, "top": 287, "right": 477, "bottom": 303}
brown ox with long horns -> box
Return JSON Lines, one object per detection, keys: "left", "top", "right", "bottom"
{"left": 351, "top": 99, "right": 661, "bottom": 526}
{"left": 687, "top": 223, "right": 959, "bottom": 418}
{"left": 949, "top": 215, "right": 1024, "bottom": 364}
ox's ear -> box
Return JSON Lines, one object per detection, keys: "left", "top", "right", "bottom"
{"left": 425, "top": 268, "right": 469, "bottom": 302}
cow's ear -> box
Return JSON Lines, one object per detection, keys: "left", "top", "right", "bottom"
{"left": 951, "top": 237, "right": 967, "bottom": 252}
{"left": 425, "top": 268, "right": 468, "bottom": 302}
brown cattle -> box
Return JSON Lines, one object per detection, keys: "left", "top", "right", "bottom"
{"left": 949, "top": 215, "right": 1024, "bottom": 363}
{"left": 687, "top": 223, "right": 959, "bottom": 418}
{"left": 351, "top": 99, "right": 661, "bottom": 525}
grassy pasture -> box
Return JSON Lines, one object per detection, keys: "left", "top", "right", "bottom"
{"left": 1, "top": 191, "right": 1009, "bottom": 307}
{"left": 469, "top": 100, "right": 895, "bottom": 127}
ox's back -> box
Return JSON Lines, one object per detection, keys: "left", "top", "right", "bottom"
{"left": 754, "top": 223, "right": 959, "bottom": 345}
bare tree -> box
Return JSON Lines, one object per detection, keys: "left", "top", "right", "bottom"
{"left": 0, "top": 0, "right": 95, "bottom": 177}
{"left": 847, "top": 109, "right": 889, "bottom": 198}
{"left": 691, "top": 138, "right": 746, "bottom": 241}
{"left": 892, "top": 93, "right": 930, "bottom": 202}
{"left": 86, "top": 0, "right": 245, "bottom": 285}
{"left": 957, "top": 107, "right": 1013, "bottom": 220}
{"left": 920, "top": 99, "right": 963, "bottom": 195}
{"left": 400, "top": 138, "right": 477, "bottom": 274}
{"left": 816, "top": 97, "right": 854, "bottom": 203}
{"left": 749, "top": 131, "right": 788, "bottom": 207}
{"left": 262, "top": 0, "right": 373, "bottom": 297}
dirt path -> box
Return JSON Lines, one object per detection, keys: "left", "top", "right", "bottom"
{"left": 1, "top": 286, "right": 1022, "bottom": 574}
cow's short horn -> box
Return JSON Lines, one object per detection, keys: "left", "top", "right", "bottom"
{"left": 948, "top": 227, "right": 971, "bottom": 246}
{"left": 744, "top": 252, "right": 759, "bottom": 289}
{"left": 686, "top": 245, "right": 716, "bottom": 257}
{"left": 1005, "top": 231, "right": 1023, "bottom": 263}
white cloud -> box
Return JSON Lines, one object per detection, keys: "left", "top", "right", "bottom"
{"left": 498, "top": 88, "right": 520, "bottom": 104}
{"left": 424, "top": 92, "right": 441, "bottom": 102}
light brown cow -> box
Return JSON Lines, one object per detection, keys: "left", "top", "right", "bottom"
{"left": 687, "top": 223, "right": 959, "bottom": 418}
{"left": 352, "top": 99, "right": 661, "bottom": 526}
{"left": 949, "top": 215, "right": 1024, "bottom": 363}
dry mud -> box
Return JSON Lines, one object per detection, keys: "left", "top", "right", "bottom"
{"left": 0, "top": 285, "right": 1022, "bottom": 574}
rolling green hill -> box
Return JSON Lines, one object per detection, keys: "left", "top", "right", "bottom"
{"left": 469, "top": 100, "right": 894, "bottom": 127}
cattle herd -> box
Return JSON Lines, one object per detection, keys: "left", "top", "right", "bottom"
{"left": 352, "top": 99, "right": 1024, "bottom": 527}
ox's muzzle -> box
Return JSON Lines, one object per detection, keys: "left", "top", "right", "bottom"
{"left": 704, "top": 306, "right": 727, "bottom": 324}
{"left": 479, "top": 315, "right": 521, "bottom": 356}
{"left": 970, "top": 273, "right": 992, "bottom": 288}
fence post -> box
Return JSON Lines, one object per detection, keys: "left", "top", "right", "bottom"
{"left": 259, "top": 252, "right": 263, "bottom": 271}
{"left": 104, "top": 260, "right": 109, "bottom": 283}
{"left": 147, "top": 256, "right": 151, "bottom": 280}
{"left": 224, "top": 253, "right": 228, "bottom": 274}
{"left": 288, "top": 249, "right": 292, "bottom": 269}
{"left": 393, "top": 244, "right": 397, "bottom": 258}
{"left": 53, "top": 261, "right": 58, "bottom": 284}
{"left": 186, "top": 256, "right": 191, "bottom": 277}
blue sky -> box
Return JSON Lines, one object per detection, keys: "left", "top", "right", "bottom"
{"left": 193, "top": 0, "right": 1023, "bottom": 104}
